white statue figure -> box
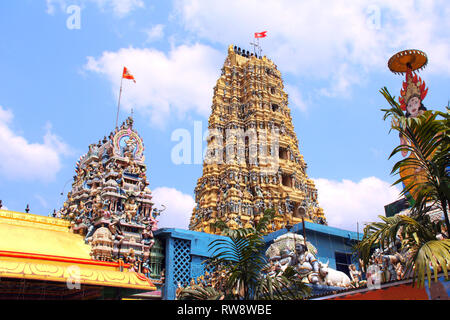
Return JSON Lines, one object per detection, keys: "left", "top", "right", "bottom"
{"left": 277, "top": 248, "right": 295, "bottom": 272}
{"left": 318, "top": 261, "right": 352, "bottom": 287}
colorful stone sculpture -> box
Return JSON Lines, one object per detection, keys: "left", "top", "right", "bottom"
{"left": 59, "top": 117, "right": 164, "bottom": 273}
{"left": 189, "top": 45, "right": 326, "bottom": 234}
{"left": 388, "top": 49, "right": 430, "bottom": 199}
{"left": 265, "top": 232, "right": 353, "bottom": 287}
{"left": 90, "top": 226, "right": 114, "bottom": 261}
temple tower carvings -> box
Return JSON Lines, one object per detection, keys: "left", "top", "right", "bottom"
{"left": 189, "top": 45, "right": 326, "bottom": 234}
{"left": 59, "top": 117, "right": 165, "bottom": 276}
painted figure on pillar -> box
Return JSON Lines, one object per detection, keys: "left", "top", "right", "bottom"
{"left": 398, "top": 69, "right": 428, "bottom": 156}
{"left": 388, "top": 49, "right": 430, "bottom": 200}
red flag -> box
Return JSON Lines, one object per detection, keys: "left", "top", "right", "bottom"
{"left": 254, "top": 31, "right": 267, "bottom": 38}
{"left": 122, "top": 67, "right": 136, "bottom": 83}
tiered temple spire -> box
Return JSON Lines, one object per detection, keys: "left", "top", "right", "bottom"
{"left": 189, "top": 45, "right": 326, "bottom": 234}
{"left": 59, "top": 117, "right": 164, "bottom": 274}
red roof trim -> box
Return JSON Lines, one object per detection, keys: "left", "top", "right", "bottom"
{"left": 0, "top": 250, "right": 130, "bottom": 268}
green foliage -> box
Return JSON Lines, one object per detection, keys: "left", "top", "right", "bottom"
{"left": 356, "top": 213, "right": 450, "bottom": 286}
{"left": 380, "top": 87, "right": 450, "bottom": 219}
{"left": 254, "top": 266, "right": 311, "bottom": 300}
{"left": 178, "top": 285, "right": 224, "bottom": 300}
{"left": 356, "top": 88, "right": 450, "bottom": 287}
{"left": 182, "top": 209, "right": 310, "bottom": 300}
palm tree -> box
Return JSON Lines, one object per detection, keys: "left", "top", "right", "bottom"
{"left": 380, "top": 87, "right": 450, "bottom": 228}
{"left": 356, "top": 88, "right": 450, "bottom": 287}
{"left": 356, "top": 213, "right": 450, "bottom": 287}
{"left": 177, "top": 284, "right": 224, "bottom": 300}
{"left": 178, "top": 209, "right": 310, "bottom": 300}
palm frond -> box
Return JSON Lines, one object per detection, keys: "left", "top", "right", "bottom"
{"left": 356, "top": 91, "right": 450, "bottom": 289}
{"left": 178, "top": 285, "right": 224, "bottom": 300}
{"left": 412, "top": 240, "right": 450, "bottom": 287}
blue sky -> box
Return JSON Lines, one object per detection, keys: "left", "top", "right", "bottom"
{"left": 0, "top": 0, "right": 449, "bottom": 231}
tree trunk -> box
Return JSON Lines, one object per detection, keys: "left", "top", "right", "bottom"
{"left": 442, "top": 198, "right": 450, "bottom": 238}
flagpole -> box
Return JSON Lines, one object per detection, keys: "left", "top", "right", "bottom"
{"left": 257, "top": 37, "right": 260, "bottom": 56}
{"left": 116, "top": 75, "right": 123, "bottom": 128}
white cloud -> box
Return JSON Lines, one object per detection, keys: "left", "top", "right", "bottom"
{"left": 45, "top": 0, "right": 145, "bottom": 17}
{"left": 284, "top": 84, "right": 308, "bottom": 112}
{"left": 313, "top": 176, "right": 402, "bottom": 231}
{"left": 144, "top": 24, "right": 165, "bottom": 42}
{"left": 151, "top": 178, "right": 401, "bottom": 232}
{"left": 84, "top": 43, "right": 223, "bottom": 127}
{"left": 0, "top": 106, "right": 71, "bottom": 182}
{"left": 151, "top": 187, "right": 195, "bottom": 229}
{"left": 93, "top": 0, "right": 145, "bottom": 17}
{"left": 174, "top": 0, "right": 450, "bottom": 93}
{"left": 318, "top": 64, "right": 363, "bottom": 98}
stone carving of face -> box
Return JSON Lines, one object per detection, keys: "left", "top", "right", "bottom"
{"left": 407, "top": 96, "right": 421, "bottom": 117}
{"left": 295, "top": 243, "right": 306, "bottom": 254}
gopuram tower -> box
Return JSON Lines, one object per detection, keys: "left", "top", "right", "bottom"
{"left": 59, "top": 117, "right": 164, "bottom": 278}
{"left": 189, "top": 45, "right": 326, "bottom": 234}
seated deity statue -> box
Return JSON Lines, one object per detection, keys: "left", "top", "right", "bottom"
{"left": 291, "top": 243, "right": 320, "bottom": 284}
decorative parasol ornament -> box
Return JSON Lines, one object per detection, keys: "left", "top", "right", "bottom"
{"left": 388, "top": 49, "right": 429, "bottom": 111}
{"left": 388, "top": 49, "right": 428, "bottom": 74}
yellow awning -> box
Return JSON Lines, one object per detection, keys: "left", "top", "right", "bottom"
{"left": 0, "top": 210, "right": 156, "bottom": 291}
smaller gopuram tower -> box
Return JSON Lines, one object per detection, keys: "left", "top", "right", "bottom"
{"left": 59, "top": 117, "right": 164, "bottom": 275}
{"left": 189, "top": 45, "right": 327, "bottom": 234}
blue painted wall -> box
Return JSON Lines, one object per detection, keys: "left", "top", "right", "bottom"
{"left": 155, "top": 222, "right": 362, "bottom": 300}
{"left": 154, "top": 228, "right": 228, "bottom": 300}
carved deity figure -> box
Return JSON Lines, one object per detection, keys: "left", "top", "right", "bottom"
{"left": 141, "top": 225, "right": 155, "bottom": 249}
{"left": 126, "top": 248, "right": 139, "bottom": 272}
{"left": 108, "top": 218, "right": 125, "bottom": 257}
{"left": 276, "top": 249, "right": 295, "bottom": 272}
{"left": 123, "top": 137, "right": 137, "bottom": 158}
{"left": 291, "top": 243, "right": 320, "bottom": 284}
{"left": 349, "top": 264, "right": 362, "bottom": 287}
{"left": 124, "top": 197, "right": 138, "bottom": 222}
{"left": 92, "top": 194, "right": 103, "bottom": 218}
